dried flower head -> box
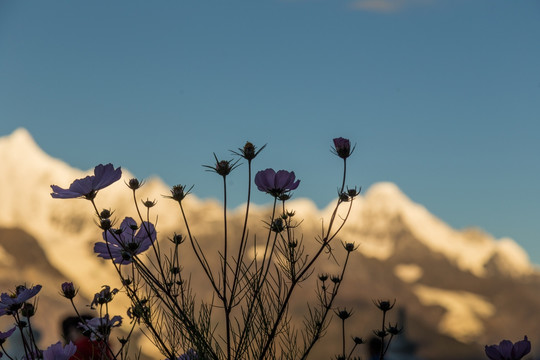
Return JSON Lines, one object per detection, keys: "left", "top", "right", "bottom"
{"left": 386, "top": 323, "right": 403, "bottom": 335}
{"left": 142, "top": 198, "right": 157, "bottom": 208}
{"left": 203, "top": 154, "right": 240, "bottom": 177}
{"left": 232, "top": 141, "right": 266, "bottom": 161}
{"left": 270, "top": 218, "right": 285, "bottom": 233}
{"left": 343, "top": 242, "right": 357, "bottom": 252}
{"left": 126, "top": 178, "right": 144, "bottom": 190}
{"left": 171, "top": 233, "right": 184, "bottom": 245}
{"left": 335, "top": 308, "right": 353, "bottom": 320}
{"left": 165, "top": 184, "right": 193, "bottom": 203}
{"left": 373, "top": 299, "right": 396, "bottom": 312}
{"left": 100, "top": 209, "right": 113, "bottom": 219}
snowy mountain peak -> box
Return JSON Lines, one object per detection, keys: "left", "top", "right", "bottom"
{"left": 0, "top": 128, "right": 535, "bottom": 295}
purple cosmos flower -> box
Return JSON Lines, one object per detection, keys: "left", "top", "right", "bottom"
{"left": 94, "top": 217, "right": 157, "bottom": 264}
{"left": 0, "top": 327, "right": 16, "bottom": 342}
{"left": 254, "top": 169, "right": 300, "bottom": 197}
{"left": 332, "top": 137, "right": 352, "bottom": 159}
{"left": 80, "top": 315, "right": 122, "bottom": 341}
{"left": 485, "top": 336, "right": 531, "bottom": 360}
{"left": 42, "top": 341, "right": 77, "bottom": 360}
{"left": 0, "top": 285, "right": 42, "bottom": 313}
{"left": 165, "top": 349, "right": 198, "bottom": 360}
{"left": 51, "top": 163, "right": 122, "bottom": 200}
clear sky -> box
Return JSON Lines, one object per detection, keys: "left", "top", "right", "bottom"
{"left": 1, "top": 1, "right": 539, "bottom": 263}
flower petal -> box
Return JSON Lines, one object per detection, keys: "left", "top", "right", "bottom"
{"left": 92, "top": 164, "right": 122, "bottom": 191}
{"left": 485, "top": 345, "right": 504, "bottom": 360}
{"left": 512, "top": 336, "right": 531, "bottom": 359}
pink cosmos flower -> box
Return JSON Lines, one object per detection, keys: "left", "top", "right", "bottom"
{"left": 51, "top": 163, "right": 121, "bottom": 200}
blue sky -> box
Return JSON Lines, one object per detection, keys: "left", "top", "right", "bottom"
{"left": 1, "top": 0, "right": 539, "bottom": 263}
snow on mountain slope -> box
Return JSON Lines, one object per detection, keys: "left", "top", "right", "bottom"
{"left": 337, "top": 182, "right": 533, "bottom": 277}
{"left": 0, "top": 128, "right": 534, "bottom": 302}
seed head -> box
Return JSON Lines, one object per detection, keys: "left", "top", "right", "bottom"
{"left": 374, "top": 299, "right": 396, "bottom": 312}
{"left": 127, "top": 178, "right": 143, "bottom": 190}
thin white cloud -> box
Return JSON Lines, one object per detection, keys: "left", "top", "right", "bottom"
{"left": 351, "top": 0, "right": 434, "bottom": 13}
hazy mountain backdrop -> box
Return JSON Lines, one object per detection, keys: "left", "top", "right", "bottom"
{"left": 0, "top": 128, "right": 538, "bottom": 359}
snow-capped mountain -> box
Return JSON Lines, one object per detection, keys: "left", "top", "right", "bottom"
{"left": 1, "top": 128, "right": 539, "bottom": 360}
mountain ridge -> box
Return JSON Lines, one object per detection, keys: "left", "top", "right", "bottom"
{"left": 1, "top": 127, "right": 539, "bottom": 359}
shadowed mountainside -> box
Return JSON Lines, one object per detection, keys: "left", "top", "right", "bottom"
{"left": 1, "top": 128, "right": 539, "bottom": 359}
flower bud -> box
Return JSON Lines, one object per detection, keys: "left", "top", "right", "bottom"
{"left": 100, "top": 219, "right": 112, "bottom": 230}
{"left": 343, "top": 242, "right": 356, "bottom": 252}
{"left": 100, "top": 209, "right": 112, "bottom": 219}
{"left": 270, "top": 218, "right": 285, "bottom": 233}
{"left": 127, "top": 178, "right": 143, "bottom": 190}
{"left": 142, "top": 198, "right": 157, "bottom": 208}
{"left": 335, "top": 308, "right": 353, "bottom": 320}
{"left": 171, "top": 233, "right": 184, "bottom": 245}
{"left": 374, "top": 299, "right": 395, "bottom": 312}
{"left": 21, "top": 303, "right": 35, "bottom": 318}
{"left": 332, "top": 137, "right": 352, "bottom": 159}
{"left": 61, "top": 282, "right": 77, "bottom": 299}
{"left": 242, "top": 142, "right": 256, "bottom": 160}
{"left": 386, "top": 323, "right": 403, "bottom": 335}
{"left": 166, "top": 184, "right": 192, "bottom": 203}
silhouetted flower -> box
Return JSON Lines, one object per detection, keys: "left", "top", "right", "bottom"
{"left": 94, "top": 217, "right": 157, "bottom": 264}
{"left": 165, "top": 184, "right": 193, "bottom": 203}
{"left": 332, "top": 137, "right": 352, "bottom": 159}
{"left": 126, "top": 178, "right": 143, "bottom": 190}
{"left": 51, "top": 164, "right": 122, "bottom": 200}
{"left": 42, "top": 341, "right": 77, "bottom": 360}
{"left": 0, "top": 327, "right": 16, "bottom": 343}
{"left": 386, "top": 323, "right": 403, "bottom": 335}
{"left": 61, "top": 282, "right": 77, "bottom": 299}
{"left": 485, "top": 336, "right": 531, "bottom": 360}
{"left": 232, "top": 141, "right": 266, "bottom": 162}
{"left": 255, "top": 169, "right": 300, "bottom": 197}
{"left": 90, "top": 286, "right": 119, "bottom": 309}
{"left": 373, "top": 299, "right": 395, "bottom": 312}
{"left": 335, "top": 308, "right": 353, "bottom": 320}
{"left": 203, "top": 154, "right": 239, "bottom": 177}
{"left": 178, "top": 349, "right": 198, "bottom": 360}
{"left": 0, "top": 285, "right": 42, "bottom": 313}
{"left": 80, "top": 314, "right": 122, "bottom": 341}
{"left": 21, "top": 303, "right": 35, "bottom": 317}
